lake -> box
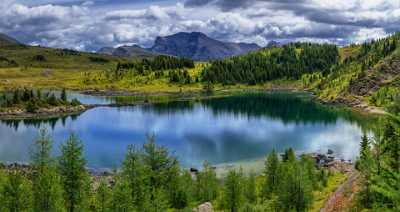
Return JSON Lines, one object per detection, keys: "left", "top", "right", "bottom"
{"left": 0, "top": 92, "right": 373, "bottom": 169}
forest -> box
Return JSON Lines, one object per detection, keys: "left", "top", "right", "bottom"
{"left": 201, "top": 43, "right": 339, "bottom": 85}
{"left": 355, "top": 103, "right": 400, "bottom": 211}
{"left": 0, "top": 130, "right": 339, "bottom": 212}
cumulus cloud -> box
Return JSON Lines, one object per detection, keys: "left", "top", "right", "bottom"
{"left": 0, "top": 0, "right": 398, "bottom": 51}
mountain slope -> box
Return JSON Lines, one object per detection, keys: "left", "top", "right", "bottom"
{"left": 149, "top": 32, "right": 261, "bottom": 60}
{"left": 98, "top": 45, "right": 157, "bottom": 59}
{"left": 301, "top": 32, "right": 400, "bottom": 110}
{"left": 0, "top": 33, "right": 20, "bottom": 46}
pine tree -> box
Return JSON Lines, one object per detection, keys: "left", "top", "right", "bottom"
{"left": 142, "top": 135, "right": 180, "bottom": 208}
{"left": 1, "top": 171, "right": 33, "bottom": 212}
{"left": 58, "top": 133, "right": 90, "bottom": 212}
{"left": 279, "top": 161, "right": 313, "bottom": 212}
{"left": 61, "top": 89, "right": 67, "bottom": 102}
{"left": 121, "top": 145, "right": 147, "bottom": 210}
{"left": 244, "top": 172, "right": 257, "bottom": 204}
{"left": 196, "top": 161, "right": 219, "bottom": 202}
{"left": 282, "top": 148, "right": 296, "bottom": 162}
{"left": 262, "top": 149, "right": 280, "bottom": 198}
{"left": 95, "top": 180, "right": 111, "bottom": 212}
{"left": 31, "top": 128, "right": 64, "bottom": 212}
{"left": 222, "top": 169, "right": 244, "bottom": 212}
{"left": 110, "top": 178, "right": 134, "bottom": 212}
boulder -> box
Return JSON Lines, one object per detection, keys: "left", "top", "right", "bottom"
{"left": 193, "top": 202, "right": 213, "bottom": 212}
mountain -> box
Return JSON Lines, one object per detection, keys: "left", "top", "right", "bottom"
{"left": 149, "top": 32, "right": 261, "bottom": 60}
{"left": 265, "top": 40, "right": 280, "bottom": 48}
{"left": 98, "top": 45, "right": 157, "bottom": 59}
{"left": 0, "top": 33, "right": 20, "bottom": 46}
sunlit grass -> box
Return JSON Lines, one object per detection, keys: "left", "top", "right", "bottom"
{"left": 310, "top": 172, "right": 348, "bottom": 212}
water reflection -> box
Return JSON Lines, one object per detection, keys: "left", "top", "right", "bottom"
{"left": 0, "top": 92, "right": 374, "bottom": 168}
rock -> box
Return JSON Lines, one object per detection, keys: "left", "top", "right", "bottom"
{"left": 193, "top": 202, "right": 213, "bottom": 212}
{"left": 327, "top": 149, "right": 334, "bottom": 155}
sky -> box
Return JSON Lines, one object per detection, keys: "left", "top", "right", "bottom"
{"left": 1, "top": 0, "right": 399, "bottom": 51}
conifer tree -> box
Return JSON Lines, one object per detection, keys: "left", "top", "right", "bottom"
{"left": 262, "top": 149, "right": 280, "bottom": 198}
{"left": 58, "top": 133, "right": 90, "bottom": 212}
{"left": 196, "top": 161, "right": 219, "bottom": 202}
{"left": 61, "top": 89, "right": 67, "bottom": 102}
{"left": 222, "top": 169, "right": 244, "bottom": 212}
{"left": 121, "top": 145, "right": 147, "bottom": 209}
{"left": 1, "top": 171, "right": 33, "bottom": 212}
{"left": 244, "top": 172, "right": 257, "bottom": 204}
{"left": 31, "top": 128, "right": 64, "bottom": 212}
{"left": 95, "top": 180, "right": 111, "bottom": 212}
{"left": 110, "top": 178, "right": 134, "bottom": 212}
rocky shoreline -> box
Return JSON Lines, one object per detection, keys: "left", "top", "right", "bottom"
{"left": 0, "top": 104, "right": 93, "bottom": 120}
{"left": 319, "top": 96, "right": 387, "bottom": 115}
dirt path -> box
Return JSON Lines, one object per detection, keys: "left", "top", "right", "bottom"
{"left": 320, "top": 171, "right": 361, "bottom": 212}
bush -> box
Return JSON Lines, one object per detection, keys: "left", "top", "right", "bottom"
{"left": 70, "top": 98, "right": 81, "bottom": 106}
{"left": 26, "top": 100, "right": 39, "bottom": 113}
{"left": 47, "top": 94, "right": 60, "bottom": 106}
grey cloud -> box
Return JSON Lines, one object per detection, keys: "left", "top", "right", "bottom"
{"left": 0, "top": 0, "right": 396, "bottom": 51}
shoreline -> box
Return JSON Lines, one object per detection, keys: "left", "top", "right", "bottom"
{"left": 0, "top": 87, "right": 386, "bottom": 120}
{"left": 0, "top": 105, "right": 93, "bottom": 120}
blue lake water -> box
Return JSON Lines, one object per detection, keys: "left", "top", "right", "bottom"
{"left": 0, "top": 92, "right": 372, "bottom": 169}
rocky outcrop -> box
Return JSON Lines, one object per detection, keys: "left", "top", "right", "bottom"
{"left": 348, "top": 55, "right": 400, "bottom": 96}
{"left": 193, "top": 202, "right": 213, "bottom": 212}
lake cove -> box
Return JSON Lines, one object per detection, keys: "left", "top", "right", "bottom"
{"left": 0, "top": 92, "right": 374, "bottom": 170}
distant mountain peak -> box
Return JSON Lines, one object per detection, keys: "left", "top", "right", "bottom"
{"left": 97, "top": 44, "right": 157, "bottom": 58}
{"left": 150, "top": 32, "right": 261, "bottom": 60}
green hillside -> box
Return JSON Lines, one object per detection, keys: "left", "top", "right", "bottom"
{"left": 302, "top": 32, "right": 400, "bottom": 109}
{"left": 0, "top": 44, "right": 129, "bottom": 70}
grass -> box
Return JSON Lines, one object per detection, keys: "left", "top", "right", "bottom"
{"left": 0, "top": 63, "right": 298, "bottom": 94}
{"left": 0, "top": 45, "right": 126, "bottom": 70}
{"left": 309, "top": 172, "right": 348, "bottom": 212}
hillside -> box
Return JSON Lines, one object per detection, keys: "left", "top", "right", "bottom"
{"left": 0, "top": 33, "right": 20, "bottom": 46}
{"left": 0, "top": 42, "right": 129, "bottom": 70}
{"left": 301, "top": 33, "right": 400, "bottom": 110}
{"left": 149, "top": 32, "right": 261, "bottom": 60}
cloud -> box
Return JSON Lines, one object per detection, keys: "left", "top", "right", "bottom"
{"left": 0, "top": 0, "right": 398, "bottom": 51}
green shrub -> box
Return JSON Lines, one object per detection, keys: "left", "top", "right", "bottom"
{"left": 70, "top": 98, "right": 81, "bottom": 106}
{"left": 26, "top": 100, "right": 39, "bottom": 113}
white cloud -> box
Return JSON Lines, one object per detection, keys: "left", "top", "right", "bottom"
{"left": 352, "top": 28, "right": 389, "bottom": 44}
{"left": 0, "top": 0, "right": 398, "bottom": 50}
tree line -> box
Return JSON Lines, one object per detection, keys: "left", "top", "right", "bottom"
{"left": 0, "top": 89, "right": 81, "bottom": 113}
{"left": 116, "top": 56, "right": 194, "bottom": 73}
{"left": 201, "top": 43, "right": 339, "bottom": 85}
{"left": 0, "top": 130, "right": 335, "bottom": 212}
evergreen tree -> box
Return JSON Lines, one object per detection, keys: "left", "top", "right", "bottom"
{"left": 58, "top": 134, "right": 90, "bottom": 212}
{"left": 121, "top": 145, "right": 147, "bottom": 209}
{"left": 95, "top": 180, "right": 111, "bottom": 212}
{"left": 142, "top": 135, "right": 180, "bottom": 207}
{"left": 31, "top": 128, "right": 64, "bottom": 212}
{"left": 61, "top": 89, "right": 67, "bottom": 102}
{"left": 282, "top": 148, "right": 296, "bottom": 162}
{"left": 222, "top": 169, "right": 244, "bottom": 212}
{"left": 244, "top": 172, "right": 257, "bottom": 204}
{"left": 110, "top": 178, "right": 134, "bottom": 212}
{"left": 1, "top": 171, "right": 33, "bottom": 212}
{"left": 196, "top": 161, "right": 219, "bottom": 202}
{"left": 262, "top": 149, "right": 280, "bottom": 198}
{"left": 279, "top": 161, "right": 313, "bottom": 212}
